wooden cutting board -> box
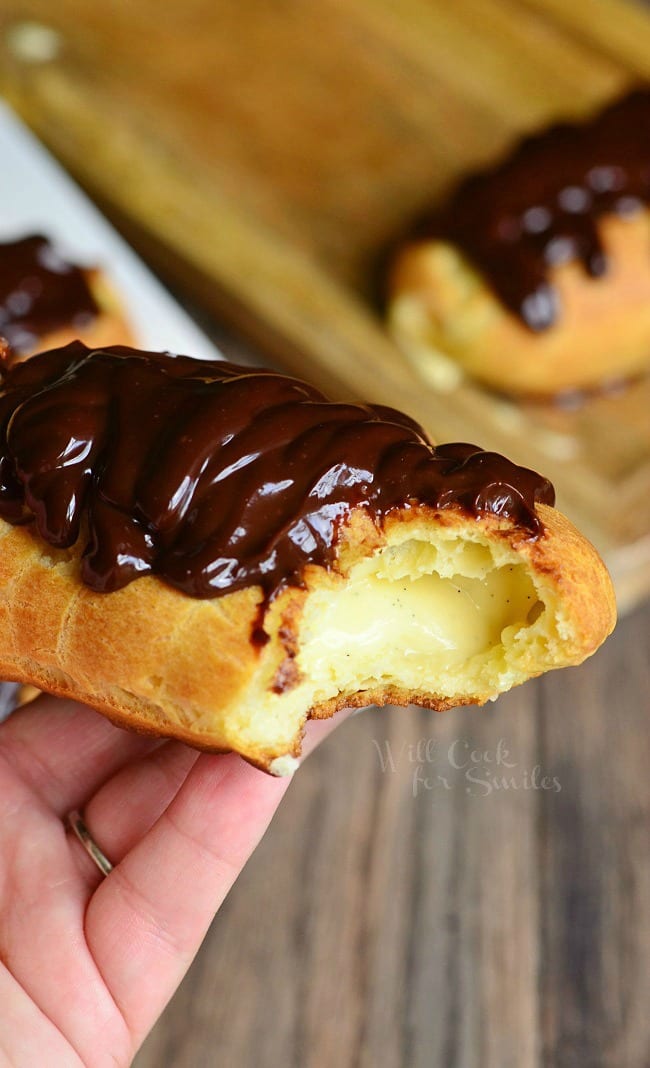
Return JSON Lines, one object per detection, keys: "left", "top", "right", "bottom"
{"left": 1, "top": 0, "right": 649, "bottom": 611}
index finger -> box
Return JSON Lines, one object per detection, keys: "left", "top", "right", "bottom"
{"left": 85, "top": 751, "right": 291, "bottom": 1046}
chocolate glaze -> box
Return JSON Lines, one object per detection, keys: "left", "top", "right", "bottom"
{"left": 422, "top": 88, "right": 650, "bottom": 330}
{"left": 0, "top": 344, "right": 554, "bottom": 598}
{"left": 0, "top": 236, "right": 98, "bottom": 355}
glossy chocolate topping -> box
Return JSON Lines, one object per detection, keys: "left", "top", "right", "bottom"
{"left": 0, "top": 344, "right": 554, "bottom": 598}
{"left": 0, "top": 236, "right": 98, "bottom": 354}
{"left": 425, "top": 88, "right": 650, "bottom": 330}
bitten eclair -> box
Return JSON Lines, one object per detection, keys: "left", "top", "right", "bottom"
{"left": 0, "top": 344, "right": 615, "bottom": 771}
{"left": 0, "top": 235, "right": 133, "bottom": 365}
{"left": 387, "top": 89, "right": 650, "bottom": 397}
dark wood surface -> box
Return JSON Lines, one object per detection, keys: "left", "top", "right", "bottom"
{"left": 131, "top": 330, "right": 650, "bottom": 1068}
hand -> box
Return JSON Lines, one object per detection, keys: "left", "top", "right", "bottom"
{"left": 0, "top": 695, "right": 337, "bottom": 1066}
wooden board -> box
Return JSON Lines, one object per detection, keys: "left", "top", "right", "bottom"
{"left": 0, "top": 0, "right": 649, "bottom": 610}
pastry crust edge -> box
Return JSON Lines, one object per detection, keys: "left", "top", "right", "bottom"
{"left": 0, "top": 502, "right": 616, "bottom": 772}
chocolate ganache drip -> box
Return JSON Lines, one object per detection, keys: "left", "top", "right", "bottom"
{"left": 426, "top": 88, "right": 650, "bottom": 331}
{"left": 0, "top": 236, "right": 98, "bottom": 355}
{"left": 0, "top": 344, "right": 554, "bottom": 598}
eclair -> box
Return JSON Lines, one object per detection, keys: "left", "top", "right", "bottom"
{"left": 0, "top": 234, "right": 133, "bottom": 365}
{"left": 0, "top": 344, "right": 615, "bottom": 771}
{"left": 387, "top": 89, "right": 650, "bottom": 397}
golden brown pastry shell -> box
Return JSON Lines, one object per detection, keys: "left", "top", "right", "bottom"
{"left": 0, "top": 502, "right": 615, "bottom": 771}
{"left": 388, "top": 210, "right": 650, "bottom": 397}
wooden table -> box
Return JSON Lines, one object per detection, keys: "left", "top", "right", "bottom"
{"left": 127, "top": 328, "right": 649, "bottom": 1068}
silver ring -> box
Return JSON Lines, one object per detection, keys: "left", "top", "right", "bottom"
{"left": 66, "top": 809, "right": 114, "bottom": 877}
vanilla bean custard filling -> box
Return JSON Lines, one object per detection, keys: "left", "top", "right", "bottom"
{"left": 236, "top": 520, "right": 556, "bottom": 759}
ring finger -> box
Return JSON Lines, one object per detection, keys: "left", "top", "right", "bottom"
{"left": 68, "top": 706, "right": 353, "bottom": 885}
{"left": 68, "top": 739, "right": 200, "bottom": 885}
